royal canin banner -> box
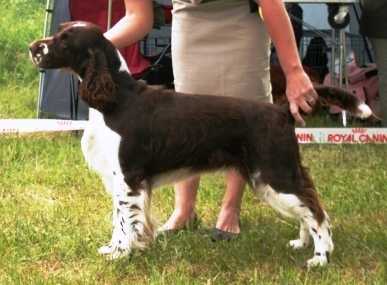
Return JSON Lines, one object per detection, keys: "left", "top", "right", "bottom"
{"left": 0, "top": 119, "right": 387, "bottom": 144}
{"left": 295, "top": 128, "right": 387, "bottom": 144}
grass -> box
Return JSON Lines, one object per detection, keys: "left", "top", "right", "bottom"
{"left": 0, "top": 0, "right": 44, "bottom": 85}
{"left": 0, "top": 139, "right": 386, "bottom": 284}
{"left": 0, "top": 0, "right": 43, "bottom": 119}
{"left": 1, "top": 1, "right": 387, "bottom": 284}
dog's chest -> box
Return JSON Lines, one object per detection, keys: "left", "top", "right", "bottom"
{"left": 81, "top": 109, "right": 122, "bottom": 175}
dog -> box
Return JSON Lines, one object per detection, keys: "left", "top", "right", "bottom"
{"left": 29, "top": 21, "right": 372, "bottom": 267}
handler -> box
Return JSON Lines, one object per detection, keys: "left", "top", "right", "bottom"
{"left": 105, "top": 0, "right": 318, "bottom": 240}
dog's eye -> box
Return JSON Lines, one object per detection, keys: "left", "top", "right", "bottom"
{"left": 60, "top": 33, "right": 69, "bottom": 41}
{"left": 58, "top": 33, "right": 70, "bottom": 49}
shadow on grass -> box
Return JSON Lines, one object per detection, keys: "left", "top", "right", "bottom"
{"left": 105, "top": 217, "right": 316, "bottom": 280}
{"left": 97, "top": 212, "right": 387, "bottom": 283}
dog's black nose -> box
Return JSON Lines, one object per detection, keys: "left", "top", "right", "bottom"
{"left": 29, "top": 42, "right": 39, "bottom": 54}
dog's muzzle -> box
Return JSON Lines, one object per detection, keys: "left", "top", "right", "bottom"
{"left": 29, "top": 41, "right": 49, "bottom": 66}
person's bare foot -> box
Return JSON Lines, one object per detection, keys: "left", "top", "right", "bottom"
{"left": 211, "top": 206, "right": 240, "bottom": 241}
{"left": 158, "top": 209, "right": 197, "bottom": 232}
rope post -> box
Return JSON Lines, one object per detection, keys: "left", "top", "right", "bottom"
{"left": 107, "top": 0, "right": 113, "bottom": 30}
{"left": 37, "top": 0, "right": 54, "bottom": 118}
{"left": 339, "top": 28, "right": 348, "bottom": 126}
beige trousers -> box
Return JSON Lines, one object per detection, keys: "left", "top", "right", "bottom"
{"left": 171, "top": 0, "right": 272, "bottom": 102}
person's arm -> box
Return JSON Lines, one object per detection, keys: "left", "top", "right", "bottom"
{"left": 104, "top": 0, "right": 153, "bottom": 48}
{"left": 258, "top": 0, "right": 317, "bottom": 125}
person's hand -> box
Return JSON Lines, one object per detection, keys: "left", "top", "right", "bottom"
{"left": 285, "top": 69, "right": 318, "bottom": 126}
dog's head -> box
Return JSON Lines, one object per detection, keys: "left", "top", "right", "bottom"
{"left": 29, "top": 21, "right": 122, "bottom": 111}
{"left": 30, "top": 22, "right": 108, "bottom": 71}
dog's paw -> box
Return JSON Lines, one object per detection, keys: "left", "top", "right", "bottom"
{"left": 99, "top": 237, "right": 132, "bottom": 260}
{"left": 98, "top": 240, "right": 132, "bottom": 259}
{"left": 98, "top": 244, "right": 131, "bottom": 260}
{"left": 288, "top": 239, "right": 308, "bottom": 250}
{"left": 107, "top": 245, "right": 131, "bottom": 260}
{"left": 306, "top": 253, "right": 330, "bottom": 268}
{"left": 98, "top": 244, "right": 114, "bottom": 255}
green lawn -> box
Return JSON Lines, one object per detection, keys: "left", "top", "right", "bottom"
{"left": 0, "top": 136, "right": 386, "bottom": 284}
{"left": 1, "top": 1, "right": 387, "bottom": 284}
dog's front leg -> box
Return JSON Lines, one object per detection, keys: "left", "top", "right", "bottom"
{"left": 99, "top": 170, "right": 155, "bottom": 259}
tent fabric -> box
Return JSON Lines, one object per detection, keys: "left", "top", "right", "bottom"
{"left": 70, "top": 0, "right": 150, "bottom": 76}
{"left": 38, "top": 0, "right": 88, "bottom": 119}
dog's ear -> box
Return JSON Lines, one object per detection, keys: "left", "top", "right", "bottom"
{"left": 58, "top": 21, "right": 90, "bottom": 32}
{"left": 58, "top": 21, "right": 78, "bottom": 32}
{"left": 79, "top": 48, "right": 117, "bottom": 112}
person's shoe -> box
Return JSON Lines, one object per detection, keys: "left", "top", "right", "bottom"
{"left": 210, "top": 219, "right": 241, "bottom": 242}
{"left": 210, "top": 227, "right": 239, "bottom": 241}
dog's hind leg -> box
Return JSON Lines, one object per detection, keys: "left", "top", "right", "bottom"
{"left": 252, "top": 170, "right": 333, "bottom": 268}
{"left": 297, "top": 167, "right": 334, "bottom": 267}
{"left": 302, "top": 210, "right": 333, "bottom": 268}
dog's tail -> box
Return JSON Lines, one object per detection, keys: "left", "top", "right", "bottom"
{"left": 313, "top": 85, "right": 373, "bottom": 119}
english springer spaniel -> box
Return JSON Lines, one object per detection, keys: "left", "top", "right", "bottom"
{"left": 29, "top": 22, "right": 372, "bottom": 267}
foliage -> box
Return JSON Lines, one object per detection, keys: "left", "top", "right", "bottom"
{"left": 0, "top": 0, "right": 45, "bottom": 85}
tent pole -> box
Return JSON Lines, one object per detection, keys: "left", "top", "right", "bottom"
{"left": 37, "top": 0, "right": 54, "bottom": 118}
{"left": 107, "top": 0, "right": 112, "bottom": 30}
{"left": 43, "top": 0, "right": 53, "bottom": 37}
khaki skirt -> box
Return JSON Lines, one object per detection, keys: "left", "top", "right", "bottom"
{"left": 171, "top": 0, "right": 272, "bottom": 102}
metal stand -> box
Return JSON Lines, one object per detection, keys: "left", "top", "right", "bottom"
{"left": 37, "top": 0, "right": 54, "bottom": 118}
{"left": 107, "top": 0, "right": 112, "bottom": 30}
{"left": 329, "top": 28, "right": 348, "bottom": 126}
{"left": 287, "top": 0, "right": 359, "bottom": 126}
{"left": 338, "top": 29, "right": 348, "bottom": 126}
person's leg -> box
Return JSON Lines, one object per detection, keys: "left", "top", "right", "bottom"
{"left": 212, "top": 4, "right": 271, "bottom": 237}
{"left": 214, "top": 169, "right": 245, "bottom": 234}
{"left": 159, "top": 176, "right": 199, "bottom": 231}
{"left": 161, "top": 171, "right": 245, "bottom": 234}
{"left": 370, "top": 38, "right": 387, "bottom": 126}
{"left": 163, "top": 1, "right": 271, "bottom": 234}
